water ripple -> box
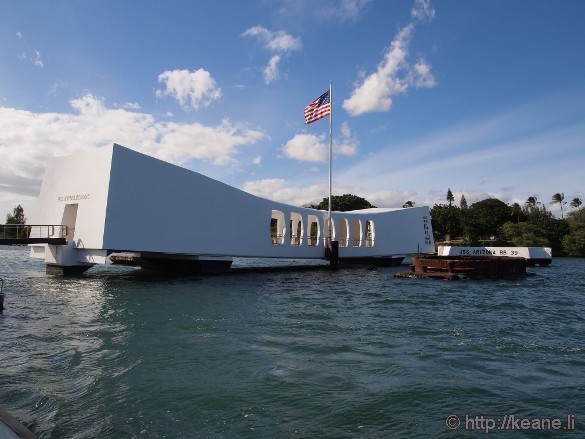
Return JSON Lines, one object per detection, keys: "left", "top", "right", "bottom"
{"left": 1, "top": 247, "right": 585, "bottom": 437}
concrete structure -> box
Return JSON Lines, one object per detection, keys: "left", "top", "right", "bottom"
{"left": 29, "top": 144, "right": 435, "bottom": 274}
{"left": 396, "top": 255, "right": 527, "bottom": 280}
{"left": 437, "top": 246, "right": 552, "bottom": 266}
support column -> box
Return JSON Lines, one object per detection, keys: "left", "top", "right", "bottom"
{"left": 44, "top": 242, "right": 94, "bottom": 276}
{"left": 137, "top": 253, "right": 233, "bottom": 274}
{"left": 325, "top": 240, "right": 339, "bottom": 268}
{"left": 45, "top": 264, "right": 93, "bottom": 276}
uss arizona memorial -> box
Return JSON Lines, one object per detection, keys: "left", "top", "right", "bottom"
{"left": 28, "top": 144, "right": 435, "bottom": 274}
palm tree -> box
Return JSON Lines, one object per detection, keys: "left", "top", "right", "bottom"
{"left": 402, "top": 201, "right": 415, "bottom": 208}
{"left": 525, "top": 196, "right": 540, "bottom": 209}
{"left": 551, "top": 192, "right": 567, "bottom": 218}
{"left": 570, "top": 197, "right": 582, "bottom": 209}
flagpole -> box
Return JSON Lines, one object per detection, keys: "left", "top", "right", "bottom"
{"left": 328, "top": 81, "right": 333, "bottom": 244}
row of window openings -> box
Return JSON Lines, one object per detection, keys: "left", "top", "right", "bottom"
{"left": 270, "top": 211, "right": 375, "bottom": 247}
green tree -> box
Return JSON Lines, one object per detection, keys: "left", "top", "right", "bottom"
{"left": 310, "top": 194, "right": 376, "bottom": 212}
{"left": 570, "top": 197, "right": 582, "bottom": 209}
{"left": 563, "top": 208, "right": 585, "bottom": 256}
{"left": 460, "top": 194, "right": 468, "bottom": 209}
{"left": 524, "top": 203, "right": 553, "bottom": 226}
{"left": 4, "top": 204, "right": 27, "bottom": 238}
{"left": 446, "top": 188, "right": 454, "bottom": 207}
{"left": 510, "top": 202, "right": 526, "bottom": 223}
{"left": 545, "top": 217, "right": 570, "bottom": 255}
{"left": 6, "top": 204, "right": 26, "bottom": 224}
{"left": 461, "top": 198, "right": 512, "bottom": 243}
{"left": 430, "top": 204, "right": 462, "bottom": 241}
{"left": 501, "top": 221, "right": 550, "bottom": 247}
{"left": 525, "top": 196, "right": 540, "bottom": 212}
{"left": 402, "top": 200, "right": 415, "bottom": 208}
{"left": 551, "top": 192, "right": 567, "bottom": 219}
{"left": 519, "top": 203, "right": 567, "bottom": 255}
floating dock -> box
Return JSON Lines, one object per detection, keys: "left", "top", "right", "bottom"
{"left": 395, "top": 255, "right": 527, "bottom": 280}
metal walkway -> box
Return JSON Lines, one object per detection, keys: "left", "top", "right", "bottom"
{"left": 0, "top": 225, "right": 68, "bottom": 245}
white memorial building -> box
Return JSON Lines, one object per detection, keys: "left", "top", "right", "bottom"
{"left": 29, "top": 144, "right": 435, "bottom": 274}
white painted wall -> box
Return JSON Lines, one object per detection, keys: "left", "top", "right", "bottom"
{"left": 29, "top": 146, "right": 114, "bottom": 249}
{"left": 30, "top": 144, "right": 435, "bottom": 264}
{"left": 438, "top": 246, "right": 552, "bottom": 259}
{"left": 101, "top": 145, "right": 434, "bottom": 258}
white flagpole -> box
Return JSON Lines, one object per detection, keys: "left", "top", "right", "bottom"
{"left": 328, "top": 81, "right": 333, "bottom": 245}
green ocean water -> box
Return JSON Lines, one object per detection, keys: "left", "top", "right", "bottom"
{"left": 1, "top": 245, "right": 584, "bottom": 438}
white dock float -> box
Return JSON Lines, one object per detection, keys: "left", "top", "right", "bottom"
{"left": 437, "top": 246, "right": 552, "bottom": 266}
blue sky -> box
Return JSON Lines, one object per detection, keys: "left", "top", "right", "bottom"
{"left": 1, "top": 0, "right": 584, "bottom": 220}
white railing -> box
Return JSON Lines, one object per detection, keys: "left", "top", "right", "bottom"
{"left": 0, "top": 224, "right": 71, "bottom": 240}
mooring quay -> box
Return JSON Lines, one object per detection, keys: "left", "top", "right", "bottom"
{"left": 395, "top": 255, "right": 527, "bottom": 280}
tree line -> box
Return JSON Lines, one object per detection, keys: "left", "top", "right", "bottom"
{"left": 1, "top": 204, "right": 28, "bottom": 238}
{"left": 310, "top": 192, "right": 585, "bottom": 257}
{"left": 428, "top": 189, "right": 584, "bottom": 257}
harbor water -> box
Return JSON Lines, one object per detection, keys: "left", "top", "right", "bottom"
{"left": 0, "top": 245, "right": 583, "bottom": 438}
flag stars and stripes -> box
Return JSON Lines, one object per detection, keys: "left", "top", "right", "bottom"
{"left": 304, "top": 90, "right": 331, "bottom": 124}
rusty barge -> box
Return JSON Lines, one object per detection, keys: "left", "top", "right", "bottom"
{"left": 395, "top": 255, "right": 527, "bottom": 280}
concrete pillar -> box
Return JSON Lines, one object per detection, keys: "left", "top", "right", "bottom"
{"left": 45, "top": 264, "right": 93, "bottom": 276}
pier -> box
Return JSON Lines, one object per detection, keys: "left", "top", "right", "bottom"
{"left": 395, "top": 255, "right": 527, "bottom": 280}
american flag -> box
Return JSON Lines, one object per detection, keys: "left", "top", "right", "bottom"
{"left": 304, "top": 90, "right": 331, "bottom": 124}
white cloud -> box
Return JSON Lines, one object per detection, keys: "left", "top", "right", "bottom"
{"left": 252, "top": 156, "right": 262, "bottom": 165}
{"left": 336, "top": 122, "right": 358, "bottom": 156}
{"left": 243, "top": 178, "right": 326, "bottom": 206}
{"left": 264, "top": 55, "right": 281, "bottom": 84}
{"left": 366, "top": 189, "right": 419, "bottom": 208}
{"left": 121, "top": 102, "right": 141, "bottom": 110}
{"left": 48, "top": 80, "right": 65, "bottom": 97}
{"left": 156, "top": 69, "right": 221, "bottom": 110}
{"left": 411, "top": 0, "right": 436, "bottom": 22}
{"left": 283, "top": 133, "right": 327, "bottom": 163}
{"left": 242, "top": 26, "right": 301, "bottom": 84}
{"left": 33, "top": 50, "right": 44, "bottom": 68}
{"left": 335, "top": 0, "right": 373, "bottom": 21}
{"left": 276, "top": 0, "right": 372, "bottom": 22}
{"left": 242, "top": 26, "right": 302, "bottom": 52}
{"left": 337, "top": 90, "right": 585, "bottom": 212}
{"left": 15, "top": 32, "right": 44, "bottom": 68}
{"left": 242, "top": 178, "right": 412, "bottom": 209}
{"left": 243, "top": 180, "right": 505, "bottom": 211}
{"left": 283, "top": 123, "right": 357, "bottom": 163}
{"left": 412, "top": 58, "right": 436, "bottom": 88}
{"left": 0, "top": 94, "right": 267, "bottom": 207}
{"left": 342, "top": 0, "right": 436, "bottom": 116}
{"left": 158, "top": 118, "right": 266, "bottom": 165}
